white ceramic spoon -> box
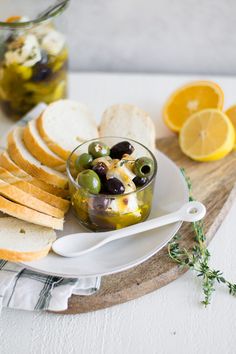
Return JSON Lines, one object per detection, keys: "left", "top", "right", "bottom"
{"left": 52, "top": 201, "right": 206, "bottom": 258}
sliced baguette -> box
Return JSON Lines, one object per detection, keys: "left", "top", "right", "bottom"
{"left": 0, "top": 151, "right": 69, "bottom": 198}
{"left": 0, "top": 217, "right": 56, "bottom": 262}
{"left": 0, "top": 195, "right": 63, "bottom": 230}
{"left": 0, "top": 177, "right": 64, "bottom": 218}
{"left": 37, "top": 99, "right": 98, "bottom": 160}
{"left": 8, "top": 127, "right": 68, "bottom": 189}
{"left": 99, "top": 104, "right": 156, "bottom": 152}
{"left": 23, "top": 120, "right": 66, "bottom": 172}
{"left": 0, "top": 167, "right": 69, "bottom": 212}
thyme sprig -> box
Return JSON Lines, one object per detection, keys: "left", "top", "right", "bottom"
{"left": 168, "top": 168, "right": 236, "bottom": 306}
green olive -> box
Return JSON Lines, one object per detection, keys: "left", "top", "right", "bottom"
{"left": 75, "top": 153, "right": 93, "bottom": 171}
{"left": 133, "top": 157, "right": 154, "bottom": 178}
{"left": 77, "top": 170, "right": 101, "bottom": 194}
{"left": 88, "top": 141, "right": 110, "bottom": 158}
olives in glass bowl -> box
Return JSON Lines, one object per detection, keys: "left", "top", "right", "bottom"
{"left": 67, "top": 137, "right": 158, "bottom": 232}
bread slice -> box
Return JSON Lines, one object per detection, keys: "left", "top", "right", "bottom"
{"left": 0, "top": 177, "right": 64, "bottom": 218}
{"left": 8, "top": 127, "right": 68, "bottom": 189}
{"left": 23, "top": 120, "right": 66, "bottom": 172}
{"left": 0, "top": 196, "right": 63, "bottom": 230}
{"left": 37, "top": 99, "right": 98, "bottom": 160}
{"left": 99, "top": 104, "right": 156, "bottom": 152}
{"left": 0, "top": 217, "right": 56, "bottom": 262}
{"left": 0, "top": 167, "right": 69, "bottom": 212}
{"left": 0, "top": 151, "right": 69, "bottom": 198}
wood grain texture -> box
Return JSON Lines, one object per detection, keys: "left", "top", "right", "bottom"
{"left": 56, "top": 136, "right": 236, "bottom": 315}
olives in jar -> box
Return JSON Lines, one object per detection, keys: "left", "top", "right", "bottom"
{"left": 77, "top": 170, "right": 101, "bottom": 194}
{"left": 104, "top": 178, "right": 125, "bottom": 195}
{"left": 133, "top": 176, "right": 148, "bottom": 187}
{"left": 32, "top": 63, "right": 52, "bottom": 82}
{"left": 75, "top": 153, "right": 93, "bottom": 171}
{"left": 68, "top": 137, "right": 157, "bottom": 232}
{"left": 92, "top": 161, "right": 108, "bottom": 177}
{"left": 93, "top": 196, "right": 110, "bottom": 211}
{"left": 88, "top": 141, "right": 110, "bottom": 158}
{"left": 110, "top": 141, "right": 135, "bottom": 159}
{"left": 133, "top": 157, "right": 154, "bottom": 178}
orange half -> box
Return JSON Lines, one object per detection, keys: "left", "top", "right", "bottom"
{"left": 163, "top": 81, "right": 224, "bottom": 133}
{"left": 225, "top": 105, "right": 236, "bottom": 149}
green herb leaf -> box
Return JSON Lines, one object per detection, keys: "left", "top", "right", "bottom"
{"left": 168, "top": 168, "right": 236, "bottom": 306}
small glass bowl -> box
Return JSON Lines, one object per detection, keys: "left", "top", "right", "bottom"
{"left": 66, "top": 137, "right": 157, "bottom": 232}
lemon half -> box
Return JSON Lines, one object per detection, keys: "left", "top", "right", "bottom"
{"left": 179, "top": 109, "right": 235, "bottom": 162}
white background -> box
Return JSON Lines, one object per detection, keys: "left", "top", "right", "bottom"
{"left": 1, "top": 0, "right": 236, "bottom": 74}
{"left": 0, "top": 73, "right": 236, "bottom": 354}
{"left": 64, "top": 0, "right": 236, "bottom": 74}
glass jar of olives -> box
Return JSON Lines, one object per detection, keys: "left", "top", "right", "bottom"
{"left": 67, "top": 137, "right": 158, "bottom": 232}
{"left": 0, "top": 0, "right": 70, "bottom": 119}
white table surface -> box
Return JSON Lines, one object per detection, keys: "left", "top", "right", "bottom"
{"left": 0, "top": 73, "right": 236, "bottom": 354}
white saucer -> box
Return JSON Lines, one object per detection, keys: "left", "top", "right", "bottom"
{"left": 21, "top": 150, "right": 189, "bottom": 278}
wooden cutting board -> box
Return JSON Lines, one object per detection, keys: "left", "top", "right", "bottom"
{"left": 56, "top": 136, "right": 236, "bottom": 315}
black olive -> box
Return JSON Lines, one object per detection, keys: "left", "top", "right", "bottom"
{"left": 92, "top": 162, "right": 108, "bottom": 177}
{"left": 104, "top": 178, "right": 125, "bottom": 195}
{"left": 6, "top": 34, "right": 15, "bottom": 44}
{"left": 110, "top": 141, "right": 134, "bottom": 159}
{"left": 93, "top": 196, "right": 110, "bottom": 211}
{"left": 32, "top": 64, "right": 52, "bottom": 82}
{"left": 133, "top": 176, "right": 148, "bottom": 187}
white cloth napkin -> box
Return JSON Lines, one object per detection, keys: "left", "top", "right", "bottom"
{"left": 0, "top": 104, "right": 101, "bottom": 312}
{"left": 0, "top": 260, "right": 101, "bottom": 312}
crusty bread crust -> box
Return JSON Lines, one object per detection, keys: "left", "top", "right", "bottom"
{"left": 29, "top": 178, "right": 69, "bottom": 198}
{"left": 0, "top": 245, "right": 52, "bottom": 262}
{"left": 7, "top": 128, "right": 68, "bottom": 189}
{"left": 37, "top": 100, "right": 98, "bottom": 160}
{"left": 0, "top": 217, "right": 56, "bottom": 262}
{"left": 23, "top": 122, "right": 66, "bottom": 172}
{"left": 10, "top": 180, "right": 69, "bottom": 212}
{"left": 0, "top": 195, "right": 63, "bottom": 230}
{"left": 0, "top": 151, "right": 29, "bottom": 179}
{"left": 0, "top": 167, "right": 69, "bottom": 212}
{"left": 0, "top": 177, "right": 64, "bottom": 218}
{"left": 0, "top": 151, "right": 69, "bottom": 198}
{"left": 37, "top": 113, "right": 71, "bottom": 160}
